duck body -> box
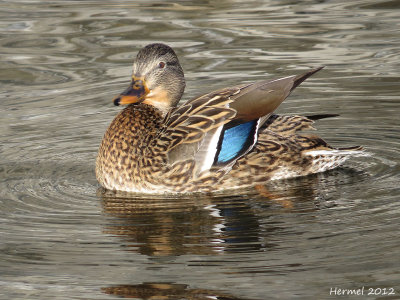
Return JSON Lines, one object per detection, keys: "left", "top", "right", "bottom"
{"left": 96, "top": 43, "right": 362, "bottom": 194}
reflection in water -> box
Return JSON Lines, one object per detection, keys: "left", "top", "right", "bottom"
{"left": 100, "top": 189, "right": 266, "bottom": 256}
{"left": 99, "top": 168, "right": 367, "bottom": 299}
{"left": 100, "top": 167, "right": 366, "bottom": 257}
{"left": 1, "top": 0, "right": 400, "bottom": 299}
{"left": 102, "top": 282, "right": 247, "bottom": 300}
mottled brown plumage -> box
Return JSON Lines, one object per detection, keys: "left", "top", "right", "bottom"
{"left": 96, "top": 43, "right": 363, "bottom": 194}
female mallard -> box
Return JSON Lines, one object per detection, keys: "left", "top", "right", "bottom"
{"left": 96, "top": 43, "right": 362, "bottom": 193}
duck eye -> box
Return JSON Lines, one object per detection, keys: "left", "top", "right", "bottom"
{"left": 158, "top": 61, "right": 166, "bottom": 69}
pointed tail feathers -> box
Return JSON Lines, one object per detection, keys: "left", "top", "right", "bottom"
{"left": 305, "top": 146, "right": 367, "bottom": 174}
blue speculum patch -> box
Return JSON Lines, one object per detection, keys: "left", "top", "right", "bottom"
{"left": 215, "top": 120, "right": 258, "bottom": 165}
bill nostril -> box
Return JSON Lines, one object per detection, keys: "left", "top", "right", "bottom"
{"left": 133, "top": 80, "right": 144, "bottom": 90}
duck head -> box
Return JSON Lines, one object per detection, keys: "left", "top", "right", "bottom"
{"left": 113, "top": 43, "right": 186, "bottom": 113}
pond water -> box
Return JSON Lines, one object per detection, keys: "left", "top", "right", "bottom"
{"left": 1, "top": 0, "right": 399, "bottom": 299}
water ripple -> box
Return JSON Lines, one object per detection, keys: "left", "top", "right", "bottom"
{"left": 1, "top": 0, "right": 400, "bottom": 299}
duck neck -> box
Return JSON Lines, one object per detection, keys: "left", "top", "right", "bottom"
{"left": 102, "top": 104, "right": 163, "bottom": 157}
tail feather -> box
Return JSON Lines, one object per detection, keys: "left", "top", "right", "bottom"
{"left": 306, "top": 114, "right": 339, "bottom": 121}
{"left": 305, "top": 147, "right": 367, "bottom": 174}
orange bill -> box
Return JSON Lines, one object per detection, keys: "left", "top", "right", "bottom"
{"left": 113, "top": 76, "right": 150, "bottom": 106}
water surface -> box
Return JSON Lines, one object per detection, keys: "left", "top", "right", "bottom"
{"left": 1, "top": 0, "right": 400, "bottom": 299}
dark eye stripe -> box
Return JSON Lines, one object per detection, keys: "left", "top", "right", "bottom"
{"left": 166, "top": 61, "right": 178, "bottom": 66}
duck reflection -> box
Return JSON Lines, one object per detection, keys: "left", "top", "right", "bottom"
{"left": 99, "top": 168, "right": 365, "bottom": 300}
{"left": 102, "top": 282, "right": 249, "bottom": 299}
{"left": 99, "top": 167, "right": 365, "bottom": 256}
{"left": 100, "top": 189, "right": 270, "bottom": 256}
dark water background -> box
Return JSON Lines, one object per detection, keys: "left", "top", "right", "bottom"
{"left": 1, "top": 1, "right": 399, "bottom": 299}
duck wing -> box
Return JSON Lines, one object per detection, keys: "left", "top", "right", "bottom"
{"left": 156, "top": 67, "right": 324, "bottom": 174}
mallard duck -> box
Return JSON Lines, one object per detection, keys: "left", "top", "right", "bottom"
{"left": 96, "top": 43, "right": 362, "bottom": 194}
